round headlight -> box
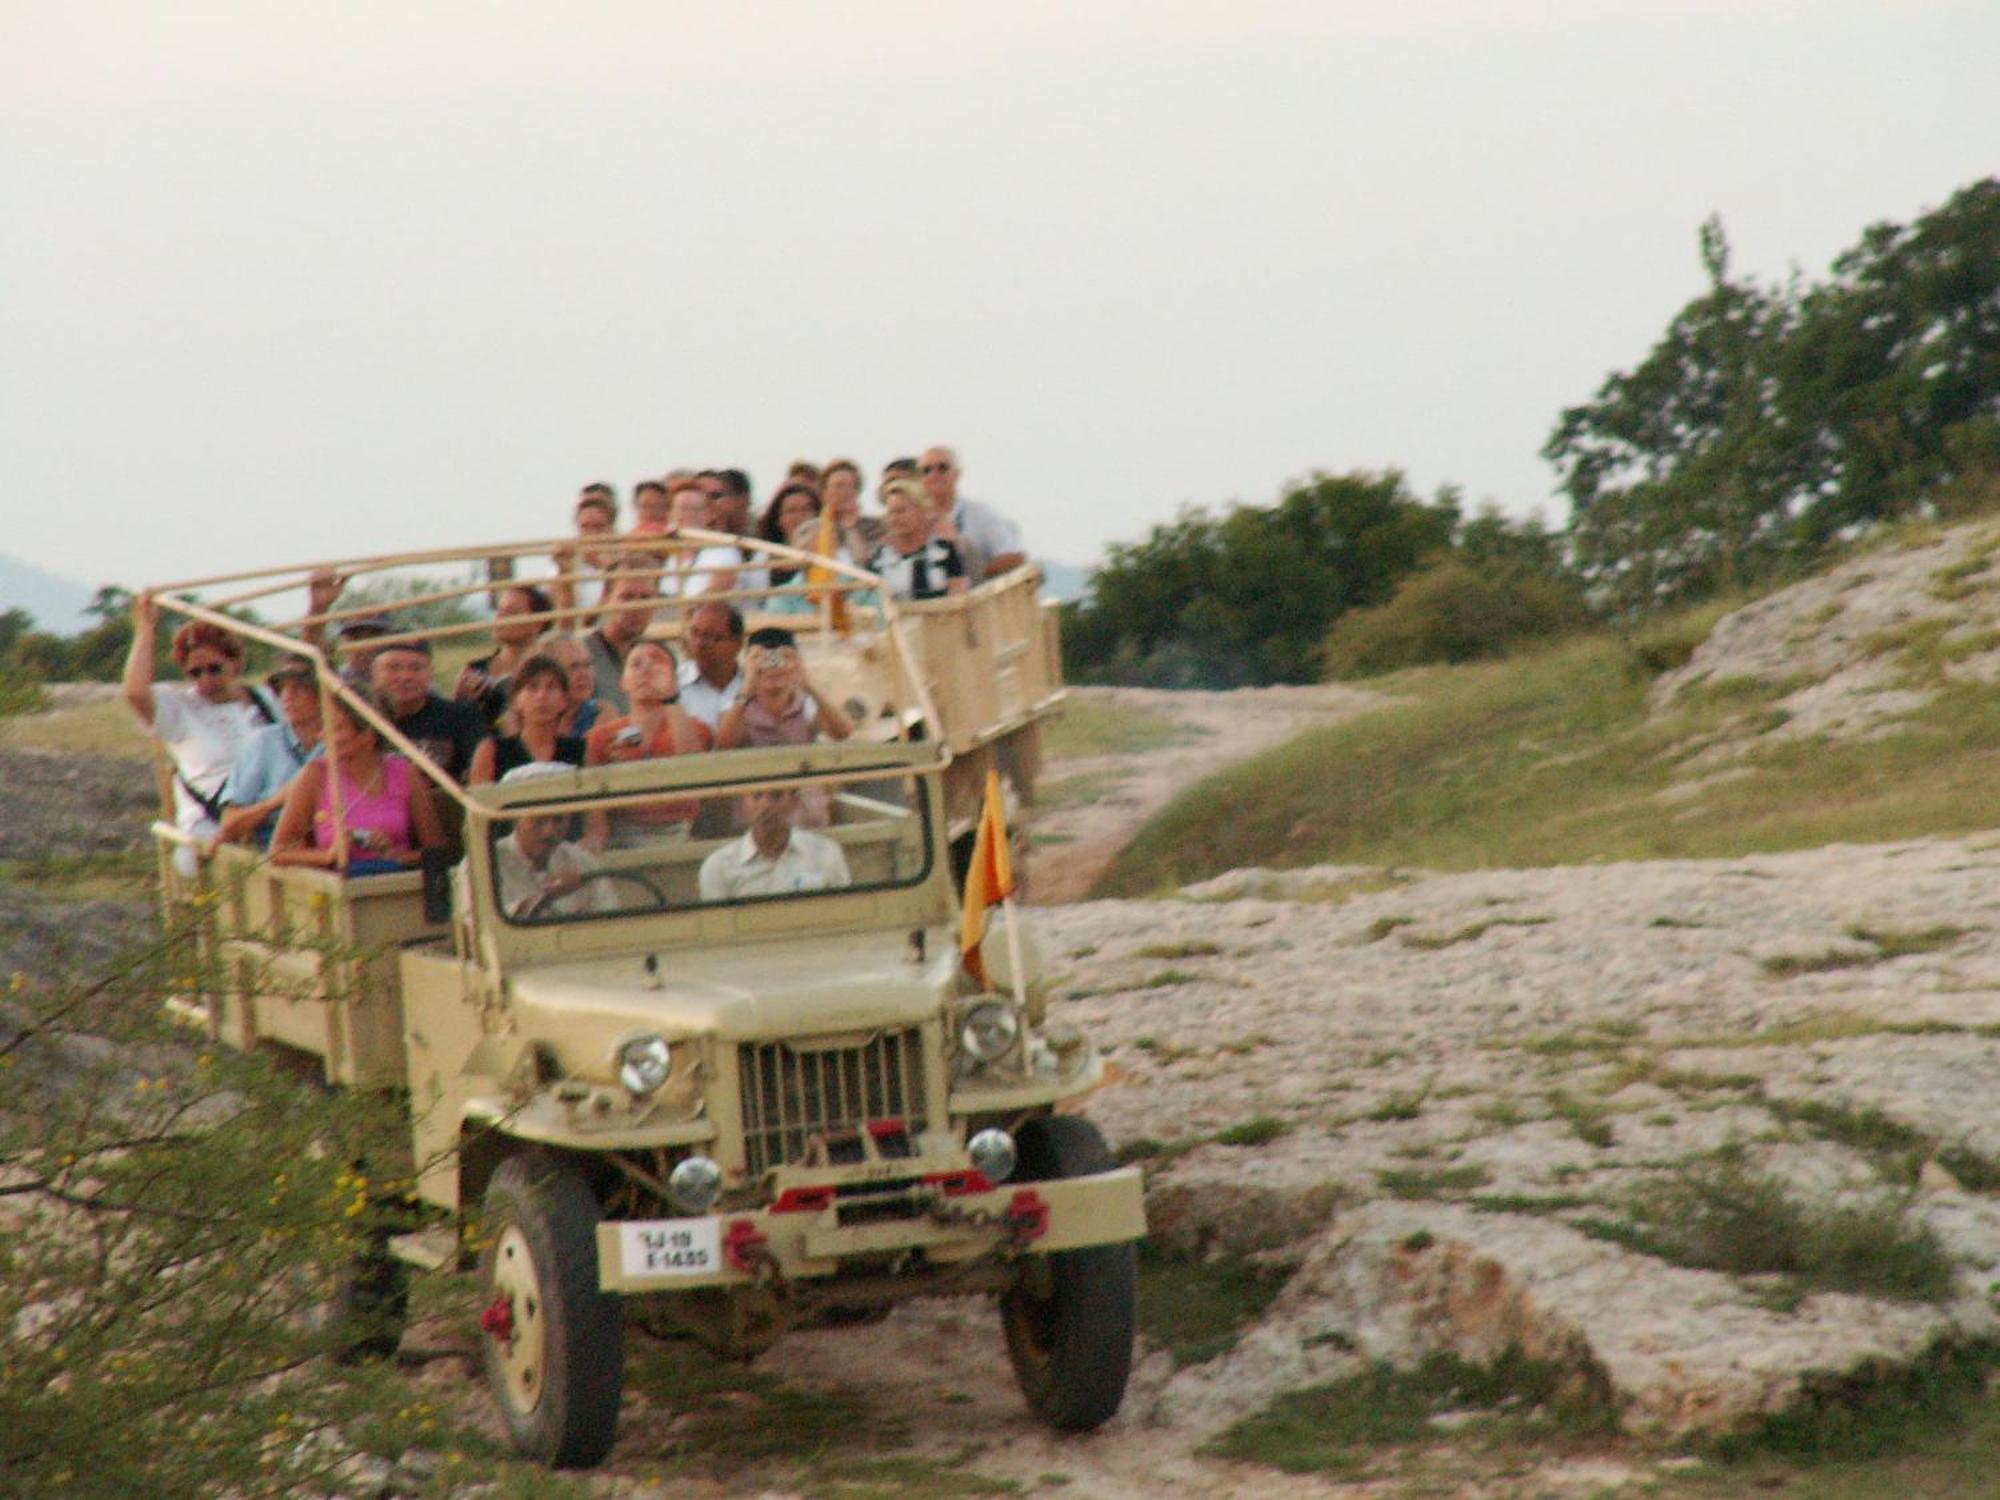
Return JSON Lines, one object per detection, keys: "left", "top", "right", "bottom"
{"left": 959, "top": 1002, "right": 1020, "bottom": 1063}
{"left": 668, "top": 1155, "right": 723, "bottom": 1213}
{"left": 967, "top": 1128, "right": 1017, "bottom": 1183}
{"left": 616, "top": 1035, "right": 672, "bottom": 1096}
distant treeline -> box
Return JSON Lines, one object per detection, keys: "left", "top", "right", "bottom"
{"left": 1065, "top": 176, "right": 2000, "bottom": 686}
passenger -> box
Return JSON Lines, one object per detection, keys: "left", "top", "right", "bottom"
{"left": 709, "top": 469, "right": 755, "bottom": 536}
{"left": 455, "top": 584, "right": 555, "bottom": 728}
{"left": 550, "top": 485, "right": 621, "bottom": 621}
{"left": 919, "top": 445, "right": 1026, "bottom": 580}
{"left": 786, "top": 459, "right": 822, "bottom": 488}
{"left": 871, "top": 478, "right": 968, "bottom": 600}
{"left": 270, "top": 688, "right": 447, "bottom": 875}
{"left": 492, "top": 762, "right": 610, "bottom": 918}
{"left": 629, "top": 479, "right": 674, "bottom": 536}
{"left": 336, "top": 615, "right": 397, "bottom": 685}
{"left": 822, "top": 459, "right": 884, "bottom": 564}
{"left": 582, "top": 641, "right": 710, "bottom": 850}
{"left": 715, "top": 627, "right": 854, "bottom": 752}
{"left": 217, "top": 654, "right": 325, "bottom": 847}
{"left": 654, "top": 483, "right": 741, "bottom": 599}
{"left": 877, "top": 456, "right": 919, "bottom": 501}
{"left": 584, "top": 562, "right": 660, "bottom": 717}
{"left": 539, "top": 632, "right": 604, "bottom": 738}
{"left": 677, "top": 601, "right": 745, "bottom": 730}
{"left": 703, "top": 469, "right": 768, "bottom": 595}
{"left": 757, "top": 482, "right": 822, "bottom": 590}
{"left": 369, "top": 638, "right": 487, "bottom": 784}
{"left": 468, "top": 654, "right": 587, "bottom": 785}
{"left": 698, "top": 786, "right": 852, "bottom": 901}
{"left": 121, "top": 594, "right": 277, "bottom": 867}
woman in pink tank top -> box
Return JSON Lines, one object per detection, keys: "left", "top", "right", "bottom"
{"left": 272, "top": 689, "right": 446, "bottom": 874}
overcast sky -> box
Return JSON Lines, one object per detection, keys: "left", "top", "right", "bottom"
{"left": 3, "top": 0, "right": 1996, "bottom": 594}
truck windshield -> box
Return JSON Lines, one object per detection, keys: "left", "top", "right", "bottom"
{"left": 487, "top": 767, "right": 932, "bottom": 925}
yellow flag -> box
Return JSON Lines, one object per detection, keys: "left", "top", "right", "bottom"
{"left": 804, "top": 506, "right": 851, "bottom": 633}
{"left": 960, "top": 770, "right": 1015, "bottom": 987}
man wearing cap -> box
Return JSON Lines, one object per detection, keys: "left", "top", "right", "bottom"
{"left": 369, "top": 638, "right": 487, "bottom": 784}
{"left": 217, "top": 655, "right": 325, "bottom": 847}
{"left": 493, "top": 762, "right": 613, "bottom": 918}
{"left": 918, "top": 445, "right": 1026, "bottom": 580}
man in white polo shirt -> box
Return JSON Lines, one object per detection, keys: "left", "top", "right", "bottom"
{"left": 676, "top": 601, "right": 745, "bottom": 730}
{"left": 698, "top": 786, "right": 851, "bottom": 901}
{"left": 919, "top": 444, "right": 1027, "bottom": 580}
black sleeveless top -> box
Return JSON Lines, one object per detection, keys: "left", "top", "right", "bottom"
{"left": 489, "top": 734, "right": 585, "bottom": 779}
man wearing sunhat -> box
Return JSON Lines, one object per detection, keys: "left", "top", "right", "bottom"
{"left": 217, "top": 654, "right": 325, "bottom": 846}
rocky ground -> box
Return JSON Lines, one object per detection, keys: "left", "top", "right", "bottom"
{"left": 20, "top": 563, "right": 2000, "bottom": 1492}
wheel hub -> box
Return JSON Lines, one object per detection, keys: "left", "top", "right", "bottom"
{"left": 486, "top": 1224, "right": 547, "bottom": 1414}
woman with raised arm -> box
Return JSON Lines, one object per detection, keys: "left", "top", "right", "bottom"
{"left": 821, "top": 459, "right": 883, "bottom": 565}
{"left": 270, "top": 687, "right": 447, "bottom": 875}
{"left": 467, "top": 654, "right": 586, "bottom": 786}
{"left": 121, "top": 592, "right": 277, "bottom": 870}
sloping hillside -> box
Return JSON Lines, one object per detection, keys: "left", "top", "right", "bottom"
{"left": 1097, "top": 518, "right": 2000, "bottom": 895}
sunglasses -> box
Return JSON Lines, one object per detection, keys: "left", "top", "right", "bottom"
{"left": 920, "top": 463, "right": 953, "bottom": 475}
{"left": 186, "top": 662, "right": 231, "bottom": 679}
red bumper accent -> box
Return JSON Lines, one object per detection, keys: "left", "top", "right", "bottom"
{"left": 724, "top": 1218, "right": 769, "bottom": 1271}
{"left": 1007, "top": 1188, "right": 1050, "bottom": 1243}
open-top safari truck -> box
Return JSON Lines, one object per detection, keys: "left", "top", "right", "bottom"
{"left": 146, "top": 532, "right": 1144, "bottom": 1466}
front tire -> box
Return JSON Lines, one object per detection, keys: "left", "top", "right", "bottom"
{"left": 477, "top": 1155, "right": 625, "bottom": 1467}
{"left": 1000, "top": 1116, "right": 1137, "bottom": 1431}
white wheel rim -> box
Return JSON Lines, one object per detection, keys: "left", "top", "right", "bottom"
{"left": 490, "top": 1224, "right": 547, "bottom": 1414}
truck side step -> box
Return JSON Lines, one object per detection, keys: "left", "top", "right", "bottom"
{"left": 389, "top": 1228, "right": 459, "bottom": 1271}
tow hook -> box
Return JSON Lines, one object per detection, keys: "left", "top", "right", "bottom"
{"left": 478, "top": 1293, "right": 514, "bottom": 1343}
{"left": 1006, "top": 1189, "right": 1050, "bottom": 1244}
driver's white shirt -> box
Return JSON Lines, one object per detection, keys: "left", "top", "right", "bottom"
{"left": 698, "top": 828, "right": 851, "bottom": 901}
{"left": 495, "top": 835, "right": 611, "bottom": 917}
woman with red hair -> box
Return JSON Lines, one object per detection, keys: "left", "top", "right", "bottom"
{"left": 122, "top": 592, "right": 277, "bottom": 868}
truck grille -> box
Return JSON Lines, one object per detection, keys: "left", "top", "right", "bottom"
{"left": 737, "top": 1029, "right": 928, "bottom": 1176}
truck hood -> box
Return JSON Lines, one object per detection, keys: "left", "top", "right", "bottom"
{"left": 506, "top": 928, "right": 959, "bottom": 1040}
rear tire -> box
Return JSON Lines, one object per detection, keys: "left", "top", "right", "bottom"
{"left": 477, "top": 1155, "right": 625, "bottom": 1467}
{"left": 1000, "top": 1116, "right": 1137, "bottom": 1431}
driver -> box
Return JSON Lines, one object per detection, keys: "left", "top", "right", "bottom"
{"left": 698, "top": 786, "right": 852, "bottom": 901}
{"left": 492, "top": 763, "right": 613, "bottom": 918}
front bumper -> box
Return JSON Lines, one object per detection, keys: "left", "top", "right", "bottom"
{"left": 594, "top": 1165, "right": 1146, "bottom": 1293}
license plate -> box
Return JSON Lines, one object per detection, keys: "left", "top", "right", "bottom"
{"left": 618, "top": 1217, "right": 722, "bottom": 1278}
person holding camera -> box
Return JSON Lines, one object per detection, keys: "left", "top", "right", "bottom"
{"left": 581, "top": 640, "right": 710, "bottom": 850}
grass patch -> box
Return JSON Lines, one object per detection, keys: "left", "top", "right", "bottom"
{"left": 1133, "top": 968, "right": 1203, "bottom": 990}
{"left": 1115, "top": 1135, "right": 1205, "bottom": 1166}
{"left": 0, "top": 847, "right": 156, "bottom": 899}
{"left": 1363, "top": 915, "right": 1415, "bottom": 943}
{"left": 1764, "top": 1097, "right": 1933, "bottom": 1185}
{"left": 625, "top": 1342, "right": 911, "bottom": 1476}
{"left": 1596, "top": 1159, "right": 1955, "bottom": 1303}
{"left": 1469, "top": 1192, "right": 1591, "bottom": 1215}
{"left": 1376, "top": 1163, "right": 1491, "bottom": 1200}
{"left": 1137, "top": 1245, "right": 1290, "bottom": 1367}
{"left": 1044, "top": 697, "right": 1203, "bottom": 758}
{"left": 1546, "top": 1090, "right": 1616, "bottom": 1149}
{"left": 1213, "top": 1116, "right": 1291, "bottom": 1147}
{"left": 1400, "top": 916, "right": 1551, "bottom": 950}
{"left": 1848, "top": 923, "right": 1971, "bottom": 957}
{"left": 1367, "top": 1088, "right": 1428, "bottom": 1123}
{"left": 1203, "top": 1348, "right": 1614, "bottom": 1473}
{"left": 0, "top": 693, "right": 147, "bottom": 758}
{"left": 1133, "top": 939, "right": 1223, "bottom": 959}
{"left": 1762, "top": 925, "right": 1969, "bottom": 978}
{"left": 1092, "top": 612, "right": 2000, "bottom": 893}
{"left": 1037, "top": 768, "right": 1129, "bottom": 810}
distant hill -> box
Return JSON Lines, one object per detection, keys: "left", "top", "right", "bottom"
{"left": 0, "top": 555, "right": 93, "bottom": 633}
{"left": 1039, "top": 560, "right": 1091, "bottom": 603}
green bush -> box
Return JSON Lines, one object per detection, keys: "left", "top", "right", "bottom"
{"left": 1320, "top": 559, "right": 1589, "bottom": 679}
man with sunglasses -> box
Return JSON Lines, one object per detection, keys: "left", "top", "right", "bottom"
{"left": 918, "top": 445, "right": 1026, "bottom": 580}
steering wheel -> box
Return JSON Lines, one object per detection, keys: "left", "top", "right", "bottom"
{"left": 520, "top": 867, "right": 671, "bottom": 918}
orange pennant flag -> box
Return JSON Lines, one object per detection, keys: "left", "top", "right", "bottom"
{"left": 804, "top": 506, "right": 851, "bottom": 633}
{"left": 960, "top": 770, "right": 1016, "bottom": 987}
